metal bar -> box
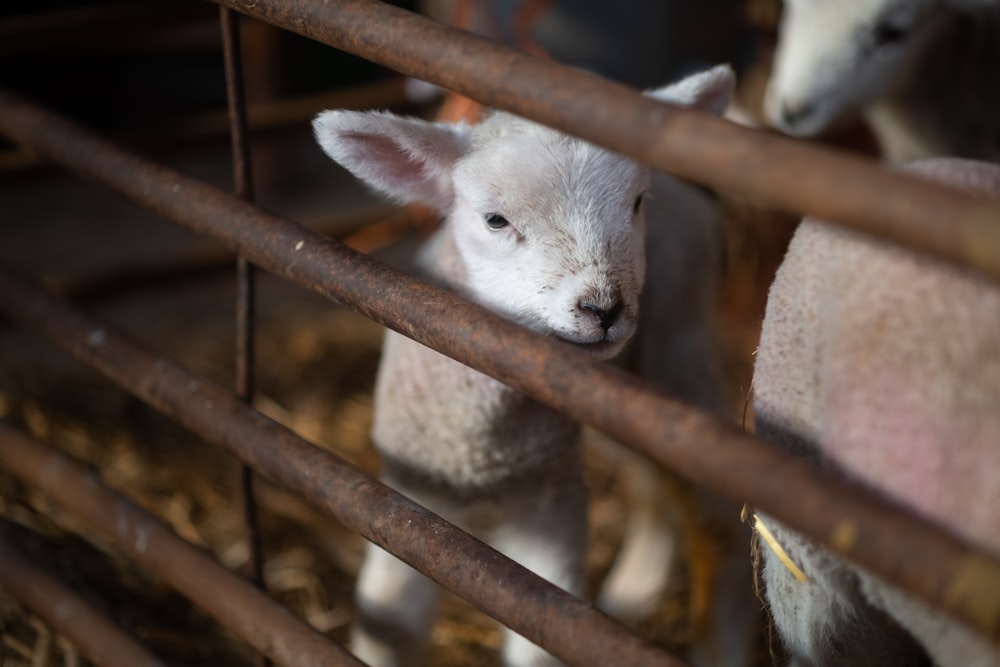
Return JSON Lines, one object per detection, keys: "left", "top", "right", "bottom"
{"left": 219, "top": 4, "right": 266, "bottom": 617}
{"left": 211, "top": 0, "right": 1000, "bottom": 283}
{"left": 0, "top": 422, "right": 365, "bottom": 667}
{"left": 0, "top": 535, "right": 169, "bottom": 667}
{"left": 0, "top": 86, "right": 998, "bottom": 641}
{"left": 0, "top": 268, "right": 688, "bottom": 667}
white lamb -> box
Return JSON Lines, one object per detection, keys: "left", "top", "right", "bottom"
{"left": 313, "top": 65, "right": 736, "bottom": 667}
{"left": 764, "top": 0, "right": 1000, "bottom": 163}
{"left": 752, "top": 157, "right": 1000, "bottom": 667}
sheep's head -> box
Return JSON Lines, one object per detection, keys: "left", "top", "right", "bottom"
{"left": 765, "top": 0, "right": 940, "bottom": 137}
{"left": 313, "top": 65, "right": 733, "bottom": 360}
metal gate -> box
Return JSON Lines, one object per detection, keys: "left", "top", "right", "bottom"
{"left": 1, "top": 1, "right": 999, "bottom": 665}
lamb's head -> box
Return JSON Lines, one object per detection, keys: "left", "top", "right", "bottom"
{"left": 313, "top": 65, "right": 733, "bottom": 360}
{"left": 444, "top": 113, "right": 648, "bottom": 358}
{"left": 765, "top": 0, "right": 941, "bottom": 137}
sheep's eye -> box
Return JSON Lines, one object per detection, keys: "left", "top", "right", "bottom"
{"left": 632, "top": 193, "right": 644, "bottom": 215}
{"left": 485, "top": 213, "right": 510, "bottom": 230}
{"left": 874, "top": 20, "right": 908, "bottom": 47}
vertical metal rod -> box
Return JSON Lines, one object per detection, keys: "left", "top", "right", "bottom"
{"left": 220, "top": 7, "right": 255, "bottom": 205}
{"left": 219, "top": 6, "right": 266, "bottom": 637}
{"left": 0, "top": 535, "right": 170, "bottom": 667}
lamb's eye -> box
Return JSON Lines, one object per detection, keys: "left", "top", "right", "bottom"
{"left": 485, "top": 213, "right": 510, "bottom": 230}
{"left": 632, "top": 193, "right": 644, "bottom": 215}
{"left": 874, "top": 20, "right": 908, "bottom": 47}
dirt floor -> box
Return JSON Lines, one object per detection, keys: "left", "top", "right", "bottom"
{"left": 0, "top": 76, "right": 797, "bottom": 666}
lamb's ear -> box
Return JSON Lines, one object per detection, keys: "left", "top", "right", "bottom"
{"left": 646, "top": 64, "right": 735, "bottom": 116}
{"left": 312, "top": 110, "right": 470, "bottom": 212}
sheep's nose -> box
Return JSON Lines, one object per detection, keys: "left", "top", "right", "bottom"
{"left": 780, "top": 100, "right": 814, "bottom": 129}
{"left": 579, "top": 300, "right": 623, "bottom": 331}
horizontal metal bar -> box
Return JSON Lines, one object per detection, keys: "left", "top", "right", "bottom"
{"left": 0, "top": 421, "right": 365, "bottom": 667}
{"left": 212, "top": 0, "right": 1000, "bottom": 283}
{"left": 0, "top": 268, "right": 687, "bottom": 667}
{"left": 0, "top": 534, "right": 168, "bottom": 667}
{"left": 0, "top": 86, "right": 998, "bottom": 641}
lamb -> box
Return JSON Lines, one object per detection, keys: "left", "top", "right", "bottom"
{"left": 764, "top": 0, "right": 1000, "bottom": 163}
{"left": 312, "top": 65, "right": 736, "bottom": 667}
{"left": 752, "top": 157, "right": 1000, "bottom": 666}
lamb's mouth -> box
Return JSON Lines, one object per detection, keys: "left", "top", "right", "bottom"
{"left": 554, "top": 336, "right": 619, "bottom": 357}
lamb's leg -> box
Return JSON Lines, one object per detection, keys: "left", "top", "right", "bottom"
{"left": 487, "top": 461, "right": 589, "bottom": 667}
{"left": 594, "top": 448, "right": 761, "bottom": 667}
{"left": 351, "top": 541, "right": 440, "bottom": 667}
{"left": 351, "top": 467, "right": 451, "bottom": 667}
{"left": 595, "top": 443, "right": 680, "bottom": 621}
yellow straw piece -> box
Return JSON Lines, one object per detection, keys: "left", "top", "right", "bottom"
{"left": 754, "top": 514, "right": 809, "bottom": 583}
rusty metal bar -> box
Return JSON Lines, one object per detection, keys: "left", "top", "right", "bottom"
{"left": 212, "top": 0, "right": 1000, "bottom": 283}
{"left": 0, "top": 535, "right": 169, "bottom": 667}
{"left": 0, "top": 421, "right": 365, "bottom": 667}
{"left": 219, "top": 4, "right": 266, "bottom": 615}
{"left": 0, "top": 267, "right": 688, "bottom": 667}
{"left": 0, "top": 86, "right": 998, "bottom": 641}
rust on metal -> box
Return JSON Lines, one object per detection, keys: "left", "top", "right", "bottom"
{"left": 0, "top": 535, "right": 169, "bottom": 667}
{"left": 0, "top": 268, "right": 688, "bottom": 667}
{"left": 0, "top": 421, "right": 366, "bottom": 667}
{"left": 0, "top": 85, "right": 999, "bottom": 641}
{"left": 209, "top": 0, "right": 1000, "bottom": 283}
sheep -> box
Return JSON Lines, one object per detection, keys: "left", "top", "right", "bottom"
{"left": 313, "top": 65, "right": 736, "bottom": 667}
{"left": 764, "top": 0, "right": 1000, "bottom": 163}
{"left": 752, "top": 157, "right": 1000, "bottom": 667}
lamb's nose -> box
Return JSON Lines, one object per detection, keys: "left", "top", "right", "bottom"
{"left": 780, "top": 100, "right": 813, "bottom": 129}
{"left": 580, "top": 300, "right": 623, "bottom": 331}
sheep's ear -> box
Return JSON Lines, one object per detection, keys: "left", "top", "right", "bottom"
{"left": 646, "top": 64, "right": 735, "bottom": 116}
{"left": 312, "top": 110, "right": 471, "bottom": 212}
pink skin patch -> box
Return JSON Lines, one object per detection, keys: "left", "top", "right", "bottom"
{"left": 825, "top": 376, "right": 948, "bottom": 523}
{"left": 824, "top": 371, "right": 1000, "bottom": 548}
